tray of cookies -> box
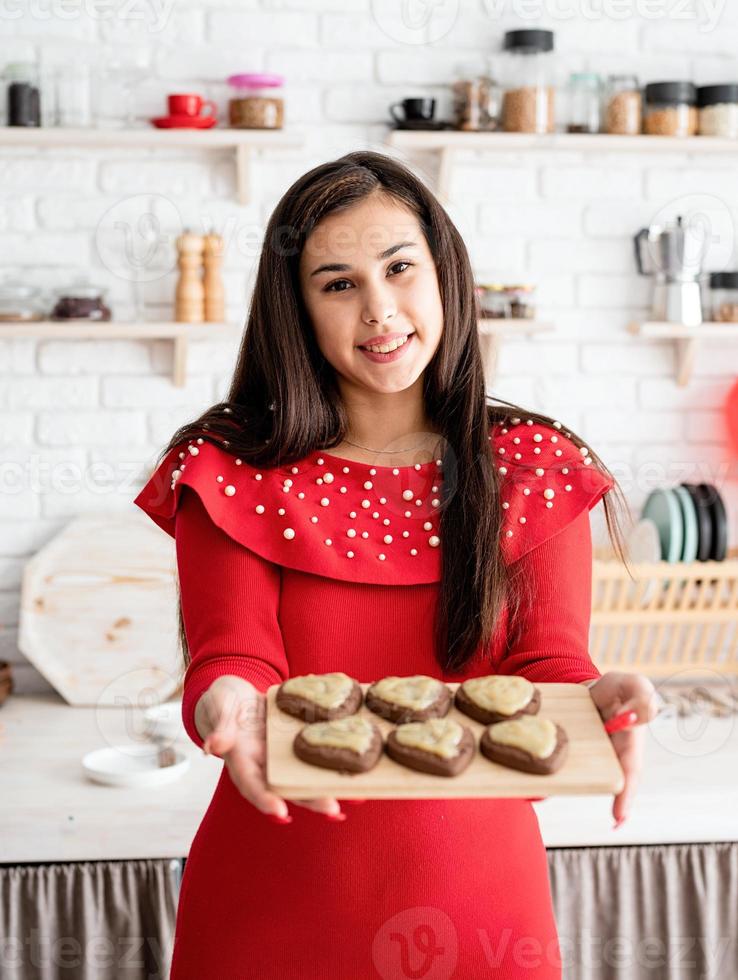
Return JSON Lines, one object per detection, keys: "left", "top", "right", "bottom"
{"left": 266, "top": 673, "right": 624, "bottom": 799}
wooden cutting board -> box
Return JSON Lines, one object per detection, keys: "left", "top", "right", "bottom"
{"left": 266, "top": 682, "right": 624, "bottom": 800}
{"left": 18, "top": 511, "right": 181, "bottom": 706}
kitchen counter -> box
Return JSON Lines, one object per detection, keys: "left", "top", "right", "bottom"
{"left": 1, "top": 693, "right": 736, "bottom": 864}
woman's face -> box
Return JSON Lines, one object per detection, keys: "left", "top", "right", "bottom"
{"left": 298, "top": 192, "right": 444, "bottom": 397}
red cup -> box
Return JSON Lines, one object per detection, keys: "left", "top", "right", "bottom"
{"left": 167, "top": 93, "right": 217, "bottom": 118}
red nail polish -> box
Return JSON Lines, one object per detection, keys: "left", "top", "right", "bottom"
{"left": 324, "top": 811, "right": 347, "bottom": 822}
{"left": 612, "top": 816, "right": 627, "bottom": 830}
{"left": 266, "top": 812, "right": 292, "bottom": 824}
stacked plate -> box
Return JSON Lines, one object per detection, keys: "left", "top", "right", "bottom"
{"left": 638, "top": 483, "right": 729, "bottom": 563}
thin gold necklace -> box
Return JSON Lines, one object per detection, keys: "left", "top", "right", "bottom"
{"left": 343, "top": 436, "right": 437, "bottom": 454}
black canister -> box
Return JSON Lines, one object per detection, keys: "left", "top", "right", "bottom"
{"left": 6, "top": 63, "right": 41, "bottom": 126}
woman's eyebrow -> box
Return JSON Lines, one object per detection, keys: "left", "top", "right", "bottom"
{"left": 309, "top": 241, "right": 418, "bottom": 277}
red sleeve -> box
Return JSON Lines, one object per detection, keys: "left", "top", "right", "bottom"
{"left": 497, "top": 508, "right": 601, "bottom": 684}
{"left": 175, "top": 486, "right": 290, "bottom": 749}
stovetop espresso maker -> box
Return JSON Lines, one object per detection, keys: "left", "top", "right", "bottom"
{"left": 633, "top": 215, "right": 705, "bottom": 326}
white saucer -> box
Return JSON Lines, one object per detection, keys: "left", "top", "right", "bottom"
{"left": 625, "top": 517, "right": 662, "bottom": 603}
{"left": 82, "top": 743, "right": 190, "bottom": 787}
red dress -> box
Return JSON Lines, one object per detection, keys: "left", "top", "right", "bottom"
{"left": 134, "top": 418, "right": 613, "bottom": 980}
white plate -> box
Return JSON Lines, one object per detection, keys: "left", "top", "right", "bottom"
{"left": 82, "top": 743, "right": 190, "bottom": 787}
{"left": 625, "top": 517, "right": 662, "bottom": 604}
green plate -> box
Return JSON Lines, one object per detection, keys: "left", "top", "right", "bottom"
{"left": 673, "top": 485, "right": 699, "bottom": 562}
{"left": 641, "top": 488, "right": 683, "bottom": 563}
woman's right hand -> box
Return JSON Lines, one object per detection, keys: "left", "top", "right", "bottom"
{"left": 194, "top": 676, "right": 346, "bottom": 823}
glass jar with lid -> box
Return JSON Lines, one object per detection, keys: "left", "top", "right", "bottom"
{"left": 505, "top": 284, "right": 536, "bottom": 319}
{"left": 452, "top": 69, "right": 501, "bottom": 131}
{"left": 0, "top": 282, "right": 45, "bottom": 321}
{"left": 477, "top": 284, "right": 510, "bottom": 318}
{"left": 697, "top": 84, "right": 738, "bottom": 138}
{"left": 566, "top": 72, "right": 602, "bottom": 133}
{"left": 5, "top": 62, "right": 41, "bottom": 126}
{"left": 500, "top": 29, "right": 556, "bottom": 133}
{"left": 709, "top": 271, "right": 738, "bottom": 321}
{"left": 643, "top": 81, "right": 697, "bottom": 136}
{"left": 227, "top": 73, "right": 284, "bottom": 129}
{"left": 50, "top": 282, "right": 112, "bottom": 321}
{"left": 604, "top": 74, "right": 641, "bottom": 135}
{"left": 477, "top": 283, "right": 537, "bottom": 319}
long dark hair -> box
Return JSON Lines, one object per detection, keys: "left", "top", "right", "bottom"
{"left": 159, "top": 150, "right": 629, "bottom": 675}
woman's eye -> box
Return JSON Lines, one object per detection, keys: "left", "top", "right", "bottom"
{"left": 324, "top": 261, "right": 412, "bottom": 293}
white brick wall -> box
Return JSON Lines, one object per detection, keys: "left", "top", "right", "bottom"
{"left": 2, "top": 0, "right": 738, "bottom": 691}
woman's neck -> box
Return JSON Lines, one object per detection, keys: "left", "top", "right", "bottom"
{"left": 329, "top": 429, "right": 444, "bottom": 467}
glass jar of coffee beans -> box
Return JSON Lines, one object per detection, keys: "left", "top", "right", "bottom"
{"left": 604, "top": 75, "right": 641, "bottom": 135}
{"left": 643, "top": 81, "right": 697, "bottom": 137}
{"left": 500, "top": 29, "right": 556, "bottom": 134}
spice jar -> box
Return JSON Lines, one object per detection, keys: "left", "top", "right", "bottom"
{"left": 505, "top": 284, "right": 536, "bottom": 319}
{"left": 477, "top": 283, "right": 536, "bottom": 319}
{"left": 452, "top": 73, "right": 501, "bottom": 131}
{"left": 566, "top": 72, "right": 602, "bottom": 133}
{"left": 709, "top": 272, "right": 738, "bottom": 321}
{"left": 477, "top": 284, "right": 510, "bottom": 318}
{"left": 643, "top": 81, "right": 697, "bottom": 136}
{"left": 50, "top": 283, "right": 111, "bottom": 321}
{"left": 227, "top": 73, "right": 284, "bottom": 129}
{"left": 697, "top": 84, "right": 738, "bottom": 138}
{"left": 5, "top": 62, "right": 40, "bottom": 126}
{"left": 0, "top": 282, "right": 45, "bottom": 322}
{"left": 604, "top": 74, "right": 641, "bottom": 135}
{"left": 500, "top": 29, "right": 556, "bottom": 134}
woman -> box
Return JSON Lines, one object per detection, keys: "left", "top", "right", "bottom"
{"left": 135, "top": 150, "right": 658, "bottom": 979}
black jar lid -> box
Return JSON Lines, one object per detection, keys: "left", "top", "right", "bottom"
{"left": 697, "top": 84, "right": 738, "bottom": 106}
{"left": 644, "top": 81, "right": 697, "bottom": 105}
{"left": 503, "top": 29, "right": 554, "bottom": 53}
{"left": 709, "top": 271, "right": 738, "bottom": 289}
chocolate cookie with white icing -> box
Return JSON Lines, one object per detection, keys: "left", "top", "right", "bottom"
{"left": 276, "top": 671, "right": 363, "bottom": 722}
{"left": 455, "top": 674, "right": 541, "bottom": 725}
{"left": 365, "top": 674, "right": 451, "bottom": 724}
{"left": 385, "top": 717, "right": 475, "bottom": 777}
{"left": 293, "top": 715, "right": 384, "bottom": 773}
{"left": 480, "top": 715, "right": 568, "bottom": 775}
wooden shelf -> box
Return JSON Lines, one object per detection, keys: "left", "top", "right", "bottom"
{"left": 1, "top": 317, "right": 551, "bottom": 388}
{"left": 627, "top": 320, "right": 738, "bottom": 386}
{"left": 0, "top": 126, "right": 305, "bottom": 205}
{"left": 477, "top": 317, "right": 554, "bottom": 386}
{"left": 0, "top": 320, "right": 240, "bottom": 386}
{"left": 386, "top": 129, "right": 738, "bottom": 202}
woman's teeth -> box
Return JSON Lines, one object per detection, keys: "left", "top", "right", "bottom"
{"left": 361, "top": 334, "right": 412, "bottom": 354}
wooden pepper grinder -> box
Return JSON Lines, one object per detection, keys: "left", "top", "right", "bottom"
{"left": 175, "top": 230, "right": 205, "bottom": 323}
{"left": 203, "top": 230, "right": 225, "bottom": 323}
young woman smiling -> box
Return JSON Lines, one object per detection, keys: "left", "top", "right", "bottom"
{"left": 136, "top": 151, "right": 658, "bottom": 979}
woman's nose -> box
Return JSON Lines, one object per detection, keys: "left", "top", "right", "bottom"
{"left": 362, "top": 290, "right": 397, "bottom": 325}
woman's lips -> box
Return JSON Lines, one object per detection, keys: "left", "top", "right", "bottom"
{"left": 358, "top": 333, "right": 415, "bottom": 363}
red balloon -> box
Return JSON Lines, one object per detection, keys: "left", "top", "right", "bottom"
{"left": 727, "top": 378, "right": 738, "bottom": 457}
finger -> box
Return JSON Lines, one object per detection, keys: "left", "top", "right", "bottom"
{"left": 202, "top": 687, "right": 255, "bottom": 757}
{"left": 619, "top": 692, "right": 660, "bottom": 724}
{"left": 226, "top": 752, "right": 292, "bottom": 821}
{"left": 611, "top": 730, "right": 644, "bottom": 823}
{"left": 604, "top": 710, "right": 639, "bottom": 734}
{"left": 612, "top": 768, "right": 636, "bottom": 823}
{"left": 291, "top": 796, "right": 344, "bottom": 817}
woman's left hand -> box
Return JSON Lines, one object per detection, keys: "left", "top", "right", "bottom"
{"left": 587, "top": 671, "right": 661, "bottom": 828}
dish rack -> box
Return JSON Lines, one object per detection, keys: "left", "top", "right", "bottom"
{"left": 590, "top": 547, "right": 738, "bottom": 678}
